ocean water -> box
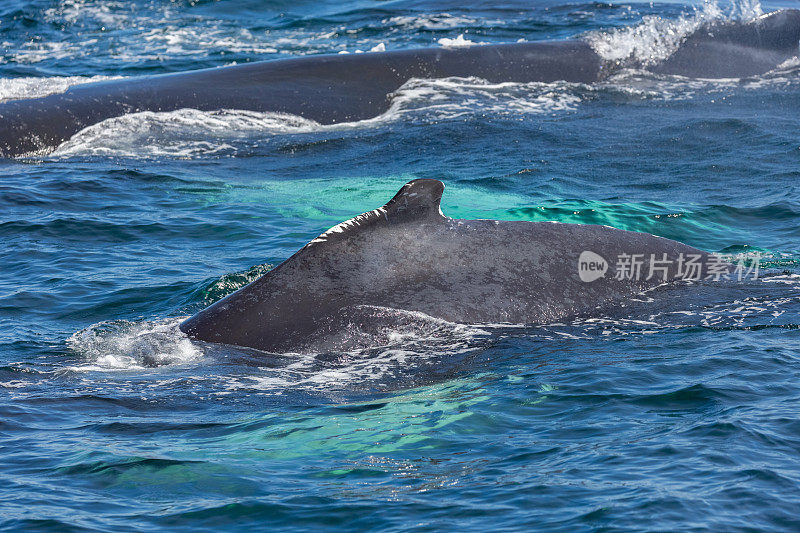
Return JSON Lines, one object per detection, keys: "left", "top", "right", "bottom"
{"left": 2, "top": 0, "right": 800, "bottom": 530}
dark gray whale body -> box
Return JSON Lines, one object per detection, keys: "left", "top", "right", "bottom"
{"left": 1, "top": 9, "right": 800, "bottom": 157}
{"left": 180, "top": 179, "right": 718, "bottom": 353}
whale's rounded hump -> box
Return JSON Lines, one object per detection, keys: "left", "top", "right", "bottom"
{"left": 382, "top": 179, "right": 446, "bottom": 223}
{"left": 694, "top": 8, "right": 800, "bottom": 53}
{"left": 756, "top": 8, "right": 800, "bottom": 52}
{"left": 650, "top": 8, "right": 800, "bottom": 78}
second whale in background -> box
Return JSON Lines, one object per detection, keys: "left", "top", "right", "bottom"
{"left": 1, "top": 9, "right": 800, "bottom": 157}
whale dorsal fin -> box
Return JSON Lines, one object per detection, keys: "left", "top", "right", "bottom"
{"left": 306, "top": 179, "right": 446, "bottom": 246}
{"left": 382, "top": 179, "right": 445, "bottom": 222}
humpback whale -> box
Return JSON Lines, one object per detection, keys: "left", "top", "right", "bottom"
{"left": 180, "top": 179, "right": 725, "bottom": 353}
{"left": 1, "top": 9, "right": 799, "bottom": 158}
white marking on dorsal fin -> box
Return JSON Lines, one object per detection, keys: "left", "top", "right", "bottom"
{"left": 305, "top": 179, "right": 446, "bottom": 247}
{"left": 309, "top": 205, "right": 388, "bottom": 245}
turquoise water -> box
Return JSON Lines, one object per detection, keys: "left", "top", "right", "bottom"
{"left": 2, "top": 0, "right": 800, "bottom": 530}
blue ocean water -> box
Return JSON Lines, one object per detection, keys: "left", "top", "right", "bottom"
{"left": 2, "top": 0, "right": 800, "bottom": 530}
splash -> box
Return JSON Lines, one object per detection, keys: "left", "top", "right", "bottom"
{"left": 67, "top": 317, "right": 203, "bottom": 370}
{"left": 587, "top": 0, "right": 764, "bottom": 67}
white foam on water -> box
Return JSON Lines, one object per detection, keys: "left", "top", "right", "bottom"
{"left": 44, "top": 0, "right": 132, "bottom": 28}
{"left": 66, "top": 317, "right": 204, "bottom": 371}
{"left": 761, "top": 273, "right": 800, "bottom": 284}
{"left": 5, "top": 0, "right": 357, "bottom": 63}
{"left": 138, "top": 26, "right": 279, "bottom": 56}
{"left": 231, "top": 346, "right": 446, "bottom": 393}
{"left": 437, "top": 34, "right": 486, "bottom": 48}
{"left": 216, "top": 307, "right": 491, "bottom": 393}
{"left": 51, "top": 109, "right": 323, "bottom": 158}
{"left": 383, "top": 76, "right": 584, "bottom": 119}
{"left": 63, "top": 299, "right": 490, "bottom": 392}
{"left": 530, "top": 270, "right": 800, "bottom": 340}
{"left": 0, "top": 75, "right": 121, "bottom": 103}
{"left": 338, "top": 43, "right": 388, "bottom": 54}
{"left": 0, "top": 381, "right": 30, "bottom": 389}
